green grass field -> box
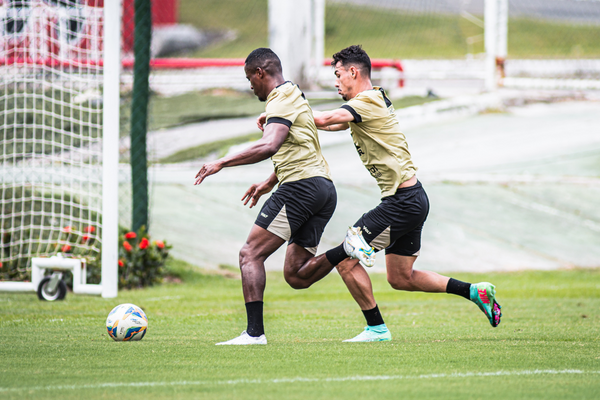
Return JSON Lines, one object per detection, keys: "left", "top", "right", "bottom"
{"left": 1, "top": 261, "right": 599, "bottom": 399}
{"left": 178, "top": 0, "right": 600, "bottom": 59}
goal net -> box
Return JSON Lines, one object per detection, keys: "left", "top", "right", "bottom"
{"left": 0, "top": 0, "right": 117, "bottom": 293}
{"left": 141, "top": 0, "right": 600, "bottom": 96}
{"left": 326, "top": 0, "right": 600, "bottom": 90}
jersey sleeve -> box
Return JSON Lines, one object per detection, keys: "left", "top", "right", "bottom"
{"left": 341, "top": 95, "right": 376, "bottom": 123}
{"left": 265, "top": 92, "right": 299, "bottom": 128}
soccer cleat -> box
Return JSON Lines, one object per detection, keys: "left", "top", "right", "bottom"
{"left": 343, "top": 325, "right": 392, "bottom": 342}
{"left": 215, "top": 331, "right": 267, "bottom": 345}
{"left": 343, "top": 226, "right": 376, "bottom": 268}
{"left": 470, "top": 282, "right": 502, "bottom": 328}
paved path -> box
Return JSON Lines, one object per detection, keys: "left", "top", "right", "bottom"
{"left": 148, "top": 98, "right": 600, "bottom": 273}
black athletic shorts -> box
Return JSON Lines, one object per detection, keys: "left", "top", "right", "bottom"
{"left": 255, "top": 176, "right": 337, "bottom": 255}
{"left": 353, "top": 181, "right": 429, "bottom": 256}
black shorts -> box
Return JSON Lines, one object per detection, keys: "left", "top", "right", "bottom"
{"left": 353, "top": 181, "right": 429, "bottom": 256}
{"left": 255, "top": 176, "right": 337, "bottom": 255}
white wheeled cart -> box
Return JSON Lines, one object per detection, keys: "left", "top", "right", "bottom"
{"left": 0, "top": 255, "right": 102, "bottom": 301}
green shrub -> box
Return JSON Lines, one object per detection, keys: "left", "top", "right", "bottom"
{"left": 115, "top": 226, "right": 171, "bottom": 289}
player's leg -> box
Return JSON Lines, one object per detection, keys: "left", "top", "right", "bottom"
{"left": 336, "top": 258, "right": 375, "bottom": 310}
{"left": 283, "top": 245, "right": 333, "bottom": 289}
{"left": 216, "top": 224, "right": 285, "bottom": 345}
{"left": 335, "top": 258, "right": 391, "bottom": 342}
{"left": 218, "top": 183, "right": 297, "bottom": 346}
{"left": 239, "top": 224, "right": 285, "bottom": 303}
{"left": 281, "top": 176, "right": 338, "bottom": 288}
{"left": 325, "top": 207, "right": 391, "bottom": 342}
{"left": 333, "top": 180, "right": 429, "bottom": 342}
{"left": 383, "top": 183, "right": 501, "bottom": 327}
{"left": 385, "top": 253, "right": 448, "bottom": 292}
{"left": 385, "top": 251, "right": 502, "bottom": 327}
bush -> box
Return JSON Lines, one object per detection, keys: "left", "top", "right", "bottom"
{"left": 115, "top": 226, "right": 171, "bottom": 289}
{"left": 0, "top": 221, "right": 171, "bottom": 290}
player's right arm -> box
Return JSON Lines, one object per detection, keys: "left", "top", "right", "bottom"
{"left": 312, "top": 109, "right": 353, "bottom": 131}
{"left": 194, "top": 123, "right": 289, "bottom": 185}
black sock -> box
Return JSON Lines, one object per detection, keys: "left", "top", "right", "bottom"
{"left": 245, "top": 301, "right": 264, "bottom": 337}
{"left": 325, "top": 243, "right": 347, "bottom": 266}
{"left": 362, "top": 304, "right": 385, "bottom": 327}
{"left": 446, "top": 278, "right": 471, "bottom": 300}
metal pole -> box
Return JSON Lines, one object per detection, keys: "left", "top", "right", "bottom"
{"left": 130, "top": 0, "right": 152, "bottom": 232}
{"left": 101, "top": 0, "right": 122, "bottom": 299}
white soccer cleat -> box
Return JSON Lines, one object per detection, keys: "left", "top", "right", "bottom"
{"left": 215, "top": 331, "right": 267, "bottom": 345}
{"left": 343, "top": 326, "right": 392, "bottom": 342}
{"left": 343, "top": 226, "right": 376, "bottom": 268}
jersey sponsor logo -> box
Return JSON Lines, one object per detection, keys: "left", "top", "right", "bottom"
{"left": 362, "top": 225, "right": 372, "bottom": 235}
{"left": 367, "top": 165, "right": 383, "bottom": 178}
{"left": 261, "top": 212, "right": 269, "bottom": 218}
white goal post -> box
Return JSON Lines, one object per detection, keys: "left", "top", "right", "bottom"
{"left": 0, "top": 0, "right": 120, "bottom": 298}
{"left": 101, "top": 0, "right": 120, "bottom": 299}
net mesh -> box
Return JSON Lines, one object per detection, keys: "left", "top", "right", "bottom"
{"left": 1, "top": 0, "right": 104, "bottom": 277}
{"left": 140, "top": 0, "right": 600, "bottom": 94}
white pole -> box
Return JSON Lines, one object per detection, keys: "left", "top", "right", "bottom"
{"left": 269, "top": 0, "right": 312, "bottom": 88}
{"left": 101, "top": 0, "right": 121, "bottom": 299}
{"left": 484, "top": 0, "right": 498, "bottom": 91}
{"left": 497, "top": 0, "right": 509, "bottom": 84}
{"left": 497, "top": 0, "right": 508, "bottom": 60}
{"left": 311, "top": 0, "right": 325, "bottom": 85}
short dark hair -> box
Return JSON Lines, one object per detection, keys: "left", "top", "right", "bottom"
{"left": 245, "top": 48, "right": 283, "bottom": 75}
{"left": 331, "top": 45, "right": 371, "bottom": 78}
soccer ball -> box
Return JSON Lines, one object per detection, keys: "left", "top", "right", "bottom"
{"left": 106, "top": 303, "right": 148, "bottom": 341}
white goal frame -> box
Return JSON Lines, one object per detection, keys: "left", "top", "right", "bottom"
{"left": 0, "top": 0, "right": 120, "bottom": 298}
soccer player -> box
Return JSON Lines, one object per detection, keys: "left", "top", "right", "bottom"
{"left": 310, "top": 45, "right": 502, "bottom": 341}
{"left": 194, "top": 48, "right": 340, "bottom": 345}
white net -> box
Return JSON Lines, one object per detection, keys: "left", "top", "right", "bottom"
{"left": 0, "top": 0, "right": 104, "bottom": 279}
{"left": 129, "top": 0, "right": 600, "bottom": 97}
{"left": 327, "top": 0, "right": 600, "bottom": 87}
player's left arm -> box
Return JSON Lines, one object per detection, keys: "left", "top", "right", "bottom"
{"left": 194, "top": 123, "right": 289, "bottom": 185}
{"left": 241, "top": 172, "right": 278, "bottom": 208}
{"left": 313, "top": 109, "right": 353, "bottom": 131}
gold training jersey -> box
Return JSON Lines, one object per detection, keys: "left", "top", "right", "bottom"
{"left": 265, "top": 81, "right": 331, "bottom": 184}
{"left": 342, "top": 87, "right": 417, "bottom": 198}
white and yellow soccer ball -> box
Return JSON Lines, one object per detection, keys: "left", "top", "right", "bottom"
{"left": 106, "top": 303, "right": 148, "bottom": 341}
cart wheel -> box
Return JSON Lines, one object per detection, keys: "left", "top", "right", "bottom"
{"left": 37, "top": 276, "right": 67, "bottom": 301}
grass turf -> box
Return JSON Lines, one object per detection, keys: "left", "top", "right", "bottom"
{"left": 1, "top": 261, "right": 599, "bottom": 399}
{"left": 178, "top": 0, "right": 600, "bottom": 59}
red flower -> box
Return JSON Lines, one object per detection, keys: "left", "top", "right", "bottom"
{"left": 154, "top": 240, "right": 165, "bottom": 249}
{"left": 118, "top": 259, "right": 124, "bottom": 267}
{"left": 122, "top": 241, "right": 132, "bottom": 252}
{"left": 124, "top": 231, "right": 137, "bottom": 239}
{"left": 82, "top": 234, "right": 90, "bottom": 242}
{"left": 0, "top": 262, "right": 3, "bottom": 268}
{"left": 61, "top": 244, "right": 71, "bottom": 252}
{"left": 84, "top": 226, "right": 95, "bottom": 233}
{"left": 139, "top": 237, "right": 149, "bottom": 250}
{"left": 62, "top": 226, "right": 72, "bottom": 233}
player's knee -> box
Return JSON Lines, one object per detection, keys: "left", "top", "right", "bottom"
{"left": 239, "top": 244, "right": 257, "bottom": 266}
{"left": 335, "top": 261, "right": 354, "bottom": 276}
{"left": 284, "top": 272, "right": 312, "bottom": 290}
{"left": 388, "top": 273, "right": 414, "bottom": 291}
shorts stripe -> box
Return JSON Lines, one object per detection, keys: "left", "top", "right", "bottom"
{"left": 370, "top": 226, "right": 391, "bottom": 251}
{"left": 267, "top": 204, "right": 292, "bottom": 241}
{"left": 304, "top": 246, "right": 318, "bottom": 255}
